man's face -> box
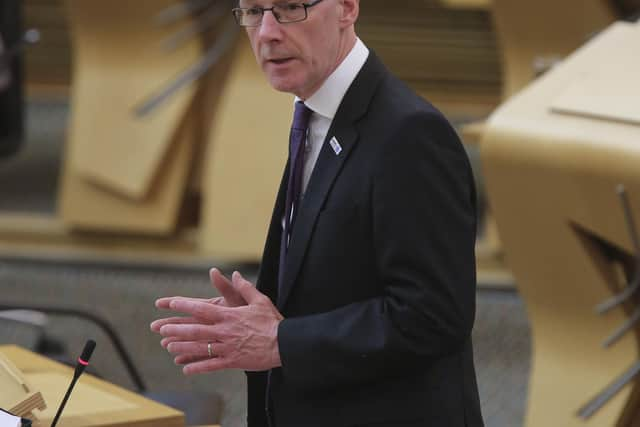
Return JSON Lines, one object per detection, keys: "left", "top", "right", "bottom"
{"left": 240, "top": 0, "right": 350, "bottom": 99}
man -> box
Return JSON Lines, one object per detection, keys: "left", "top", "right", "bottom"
{"left": 0, "top": 0, "right": 23, "bottom": 158}
{"left": 151, "top": 0, "right": 483, "bottom": 426}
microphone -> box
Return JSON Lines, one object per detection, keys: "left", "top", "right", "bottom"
{"left": 50, "top": 340, "right": 96, "bottom": 427}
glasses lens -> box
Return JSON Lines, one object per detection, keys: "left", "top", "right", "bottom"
{"left": 234, "top": 8, "right": 263, "bottom": 26}
{"left": 273, "top": 4, "right": 306, "bottom": 23}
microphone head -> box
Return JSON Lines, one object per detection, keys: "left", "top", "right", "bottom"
{"left": 79, "top": 339, "right": 96, "bottom": 364}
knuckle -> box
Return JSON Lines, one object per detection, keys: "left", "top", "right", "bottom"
{"left": 220, "top": 311, "right": 234, "bottom": 323}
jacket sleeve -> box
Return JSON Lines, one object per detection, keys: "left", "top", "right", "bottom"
{"left": 277, "top": 112, "right": 478, "bottom": 391}
{"left": 246, "top": 371, "right": 269, "bottom": 427}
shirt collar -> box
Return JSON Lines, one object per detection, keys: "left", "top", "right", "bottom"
{"left": 295, "top": 38, "right": 369, "bottom": 120}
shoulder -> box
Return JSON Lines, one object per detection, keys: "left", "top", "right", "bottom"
{"left": 363, "top": 72, "right": 462, "bottom": 155}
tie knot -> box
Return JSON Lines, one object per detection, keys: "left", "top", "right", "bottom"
{"left": 292, "top": 101, "right": 312, "bottom": 131}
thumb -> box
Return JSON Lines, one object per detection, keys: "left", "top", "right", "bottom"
{"left": 210, "top": 268, "right": 247, "bottom": 307}
{"left": 232, "top": 271, "right": 264, "bottom": 305}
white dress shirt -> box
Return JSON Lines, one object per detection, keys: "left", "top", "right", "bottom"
{"left": 295, "top": 38, "right": 369, "bottom": 197}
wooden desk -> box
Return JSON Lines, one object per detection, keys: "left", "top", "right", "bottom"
{"left": 481, "top": 21, "right": 640, "bottom": 427}
{"left": 0, "top": 345, "right": 184, "bottom": 427}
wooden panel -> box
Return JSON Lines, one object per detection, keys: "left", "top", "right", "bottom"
{"left": 59, "top": 101, "right": 197, "bottom": 234}
{"left": 24, "top": 0, "right": 503, "bottom": 108}
{"left": 0, "top": 212, "right": 209, "bottom": 268}
{"left": 481, "top": 22, "right": 640, "bottom": 427}
{"left": 0, "top": 352, "right": 46, "bottom": 418}
{"left": 357, "top": 0, "right": 501, "bottom": 107}
{"left": 492, "top": 0, "right": 616, "bottom": 97}
{"left": 550, "top": 56, "right": 640, "bottom": 126}
{"left": 1, "top": 346, "right": 184, "bottom": 427}
{"left": 440, "top": 0, "right": 491, "bottom": 9}
{"left": 65, "top": 0, "right": 202, "bottom": 199}
{"left": 200, "top": 37, "right": 291, "bottom": 260}
{"left": 24, "top": 0, "right": 71, "bottom": 86}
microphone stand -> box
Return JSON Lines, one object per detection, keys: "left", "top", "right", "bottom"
{"left": 50, "top": 340, "right": 96, "bottom": 427}
{"left": 0, "top": 304, "right": 146, "bottom": 393}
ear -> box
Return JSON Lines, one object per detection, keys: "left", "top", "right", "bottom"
{"left": 339, "top": 0, "right": 359, "bottom": 28}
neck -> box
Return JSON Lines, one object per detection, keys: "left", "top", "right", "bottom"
{"left": 332, "top": 31, "right": 358, "bottom": 77}
{"left": 298, "top": 30, "right": 357, "bottom": 100}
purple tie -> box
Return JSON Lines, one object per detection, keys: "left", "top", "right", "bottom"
{"left": 279, "top": 101, "right": 312, "bottom": 287}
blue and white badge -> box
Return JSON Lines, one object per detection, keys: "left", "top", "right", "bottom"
{"left": 329, "top": 137, "right": 342, "bottom": 156}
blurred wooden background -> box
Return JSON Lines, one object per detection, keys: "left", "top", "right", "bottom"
{"left": 24, "top": 0, "right": 501, "bottom": 115}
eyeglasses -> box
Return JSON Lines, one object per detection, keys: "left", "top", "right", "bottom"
{"left": 232, "top": 0, "right": 326, "bottom": 27}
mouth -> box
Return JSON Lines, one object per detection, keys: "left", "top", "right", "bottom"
{"left": 266, "top": 57, "right": 295, "bottom": 66}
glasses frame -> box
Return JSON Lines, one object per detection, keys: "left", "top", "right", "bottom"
{"left": 232, "top": 0, "right": 326, "bottom": 27}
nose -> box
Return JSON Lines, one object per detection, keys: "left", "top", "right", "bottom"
{"left": 257, "top": 9, "right": 283, "bottom": 42}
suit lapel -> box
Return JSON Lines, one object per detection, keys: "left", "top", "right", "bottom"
{"left": 277, "top": 126, "right": 357, "bottom": 309}
{"left": 276, "top": 52, "right": 388, "bottom": 310}
{"left": 257, "top": 162, "right": 289, "bottom": 300}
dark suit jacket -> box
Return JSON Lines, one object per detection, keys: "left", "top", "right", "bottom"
{"left": 248, "top": 52, "right": 483, "bottom": 427}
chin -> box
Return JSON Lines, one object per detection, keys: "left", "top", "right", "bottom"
{"left": 267, "top": 77, "right": 302, "bottom": 96}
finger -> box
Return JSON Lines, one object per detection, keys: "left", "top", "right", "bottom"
{"left": 161, "top": 336, "right": 184, "bottom": 348}
{"left": 211, "top": 268, "right": 247, "bottom": 307}
{"left": 159, "top": 323, "right": 222, "bottom": 342}
{"left": 156, "top": 296, "right": 214, "bottom": 310}
{"left": 167, "top": 341, "right": 210, "bottom": 356}
{"left": 210, "top": 268, "right": 233, "bottom": 297}
{"left": 183, "top": 357, "right": 231, "bottom": 375}
{"left": 207, "top": 341, "right": 230, "bottom": 357}
{"left": 208, "top": 296, "right": 227, "bottom": 306}
{"left": 175, "top": 354, "right": 208, "bottom": 365}
{"left": 150, "top": 316, "right": 200, "bottom": 332}
{"left": 232, "top": 271, "right": 265, "bottom": 305}
{"left": 155, "top": 297, "right": 181, "bottom": 309}
{"left": 168, "top": 299, "right": 228, "bottom": 323}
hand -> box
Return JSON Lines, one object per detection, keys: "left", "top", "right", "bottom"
{"left": 151, "top": 271, "right": 284, "bottom": 374}
{"left": 151, "top": 268, "right": 248, "bottom": 340}
{"left": 151, "top": 269, "right": 244, "bottom": 341}
{"left": 154, "top": 268, "right": 247, "bottom": 313}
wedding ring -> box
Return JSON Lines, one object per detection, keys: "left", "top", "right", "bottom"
{"left": 207, "top": 342, "right": 213, "bottom": 358}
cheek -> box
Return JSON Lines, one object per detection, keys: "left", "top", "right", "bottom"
{"left": 310, "top": 38, "right": 337, "bottom": 75}
{"left": 250, "top": 33, "right": 261, "bottom": 54}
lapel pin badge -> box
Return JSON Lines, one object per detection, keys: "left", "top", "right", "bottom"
{"left": 329, "top": 137, "right": 342, "bottom": 156}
